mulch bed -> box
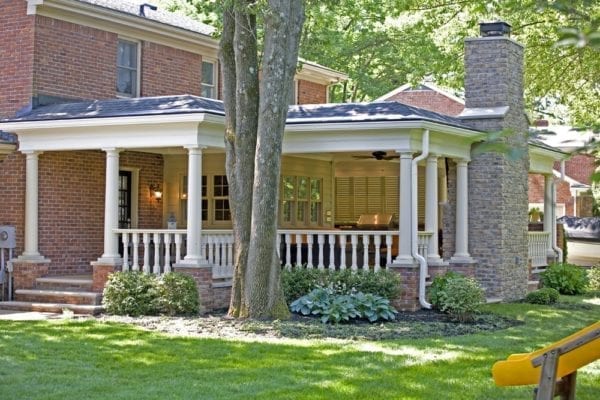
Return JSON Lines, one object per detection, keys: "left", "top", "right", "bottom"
{"left": 97, "top": 309, "right": 521, "bottom": 342}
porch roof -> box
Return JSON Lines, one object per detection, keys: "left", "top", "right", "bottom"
{"left": 4, "top": 94, "right": 477, "bottom": 132}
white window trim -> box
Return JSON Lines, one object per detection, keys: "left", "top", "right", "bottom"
{"left": 116, "top": 37, "right": 141, "bottom": 98}
{"left": 201, "top": 58, "right": 218, "bottom": 99}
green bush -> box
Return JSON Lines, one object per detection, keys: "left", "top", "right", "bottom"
{"left": 428, "top": 270, "right": 463, "bottom": 309}
{"left": 587, "top": 265, "right": 600, "bottom": 291}
{"left": 103, "top": 272, "right": 200, "bottom": 316}
{"left": 281, "top": 268, "right": 401, "bottom": 303}
{"left": 525, "top": 287, "right": 560, "bottom": 305}
{"left": 290, "top": 287, "right": 398, "bottom": 324}
{"left": 103, "top": 272, "right": 160, "bottom": 316}
{"left": 540, "top": 263, "right": 589, "bottom": 295}
{"left": 157, "top": 272, "right": 200, "bottom": 316}
{"left": 437, "top": 276, "right": 485, "bottom": 322}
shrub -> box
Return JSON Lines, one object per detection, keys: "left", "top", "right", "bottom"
{"left": 103, "top": 272, "right": 160, "bottom": 316}
{"left": 587, "top": 265, "right": 600, "bottom": 292}
{"left": 290, "top": 288, "right": 397, "bottom": 324}
{"left": 428, "top": 270, "right": 463, "bottom": 309}
{"left": 540, "top": 263, "right": 588, "bottom": 295}
{"left": 281, "top": 268, "right": 401, "bottom": 303}
{"left": 525, "top": 288, "right": 560, "bottom": 305}
{"left": 437, "top": 276, "right": 484, "bottom": 322}
{"left": 103, "top": 272, "right": 200, "bottom": 316}
{"left": 157, "top": 272, "right": 200, "bottom": 316}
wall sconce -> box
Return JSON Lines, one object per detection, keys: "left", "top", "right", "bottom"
{"left": 180, "top": 192, "right": 187, "bottom": 200}
{"left": 150, "top": 183, "right": 162, "bottom": 201}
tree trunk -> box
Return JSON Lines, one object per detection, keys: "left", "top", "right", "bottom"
{"left": 220, "top": 0, "right": 305, "bottom": 319}
{"left": 219, "top": 1, "right": 259, "bottom": 317}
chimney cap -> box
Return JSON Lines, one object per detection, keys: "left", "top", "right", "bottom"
{"left": 480, "top": 21, "right": 511, "bottom": 37}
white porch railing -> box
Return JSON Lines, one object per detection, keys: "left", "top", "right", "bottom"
{"left": 528, "top": 231, "right": 550, "bottom": 268}
{"left": 278, "top": 230, "right": 433, "bottom": 272}
{"left": 115, "top": 229, "right": 434, "bottom": 277}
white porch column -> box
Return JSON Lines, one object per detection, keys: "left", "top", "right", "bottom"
{"left": 96, "top": 148, "right": 122, "bottom": 264}
{"left": 395, "top": 152, "right": 414, "bottom": 264}
{"left": 425, "top": 155, "right": 443, "bottom": 264}
{"left": 451, "top": 159, "right": 473, "bottom": 262}
{"left": 18, "top": 151, "right": 46, "bottom": 260}
{"left": 544, "top": 174, "right": 557, "bottom": 256}
{"left": 183, "top": 146, "right": 206, "bottom": 264}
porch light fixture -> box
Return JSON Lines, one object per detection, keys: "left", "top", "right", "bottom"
{"left": 149, "top": 184, "right": 162, "bottom": 200}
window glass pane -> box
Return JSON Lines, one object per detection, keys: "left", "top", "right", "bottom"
{"left": 214, "top": 175, "right": 228, "bottom": 197}
{"left": 116, "top": 40, "right": 137, "bottom": 96}
{"left": 297, "top": 201, "right": 307, "bottom": 223}
{"left": 202, "top": 62, "right": 214, "bottom": 85}
{"left": 310, "top": 202, "right": 321, "bottom": 224}
{"left": 202, "top": 199, "right": 208, "bottom": 221}
{"left": 117, "top": 69, "right": 133, "bottom": 94}
{"left": 202, "top": 175, "right": 207, "bottom": 197}
{"left": 298, "top": 177, "right": 308, "bottom": 200}
{"left": 201, "top": 86, "right": 214, "bottom": 99}
{"left": 283, "top": 176, "right": 295, "bottom": 200}
{"left": 310, "top": 179, "right": 321, "bottom": 202}
{"left": 282, "top": 201, "right": 292, "bottom": 222}
{"left": 214, "top": 199, "right": 230, "bottom": 221}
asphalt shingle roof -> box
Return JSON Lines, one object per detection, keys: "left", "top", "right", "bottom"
{"left": 76, "top": 0, "right": 215, "bottom": 36}
{"left": 3, "top": 95, "right": 476, "bottom": 131}
{"left": 0, "top": 130, "right": 17, "bottom": 144}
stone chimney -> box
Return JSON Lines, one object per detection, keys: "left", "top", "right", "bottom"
{"left": 459, "top": 22, "right": 530, "bottom": 300}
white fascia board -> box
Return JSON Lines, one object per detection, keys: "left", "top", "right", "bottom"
{"left": 458, "top": 106, "right": 509, "bottom": 119}
{"left": 30, "top": 0, "right": 219, "bottom": 57}
{"left": 529, "top": 143, "right": 569, "bottom": 161}
{"left": 552, "top": 169, "right": 587, "bottom": 187}
{"left": 296, "top": 63, "right": 348, "bottom": 85}
{"left": 529, "top": 144, "right": 567, "bottom": 174}
{"left": 0, "top": 113, "right": 209, "bottom": 131}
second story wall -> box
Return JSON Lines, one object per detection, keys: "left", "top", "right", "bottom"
{"left": 33, "top": 16, "right": 117, "bottom": 101}
{"left": 0, "top": 0, "right": 35, "bottom": 118}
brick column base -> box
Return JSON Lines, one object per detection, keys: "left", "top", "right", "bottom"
{"left": 91, "top": 263, "right": 120, "bottom": 292}
{"left": 11, "top": 260, "right": 50, "bottom": 290}
{"left": 389, "top": 264, "right": 420, "bottom": 312}
{"left": 447, "top": 262, "right": 477, "bottom": 278}
{"left": 174, "top": 265, "right": 213, "bottom": 313}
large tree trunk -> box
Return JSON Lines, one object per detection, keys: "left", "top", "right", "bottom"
{"left": 219, "top": 2, "right": 259, "bottom": 317}
{"left": 220, "top": 0, "right": 305, "bottom": 318}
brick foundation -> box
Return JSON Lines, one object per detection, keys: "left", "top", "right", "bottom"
{"left": 91, "top": 263, "right": 119, "bottom": 292}
{"left": 389, "top": 264, "right": 420, "bottom": 312}
{"left": 11, "top": 260, "right": 50, "bottom": 290}
{"left": 174, "top": 265, "right": 213, "bottom": 313}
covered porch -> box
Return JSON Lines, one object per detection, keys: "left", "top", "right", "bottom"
{"left": 0, "top": 96, "right": 566, "bottom": 310}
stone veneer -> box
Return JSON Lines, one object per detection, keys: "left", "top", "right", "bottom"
{"left": 460, "top": 35, "right": 530, "bottom": 300}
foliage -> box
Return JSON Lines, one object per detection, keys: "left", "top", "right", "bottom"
{"left": 587, "top": 265, "right": 600, "bottom": 291}
{"left": 541, "top": 262, "right": 589, "bottom": 295}
{"left": 156, "top": 272, "right": 200, "bottom": 316}
{"left": 428, "top": 270, "right": 463, "bottom": 309}
{"left": 290, "top": 287, "right": 397, "bottom": 324}
{"left": 436, "top": 276, "right": 485, "bottom": 322}
{"left": 102, "top": 272, "right": 160, "bottom": 316}
{"left": 525, "top": 287, "right": 560, "bottom": 305}
{"left": 103, "top": 272, "right": 200, "bottom": 316}
{"left": 281, "top": 268, "right": 401, "bottom": 303}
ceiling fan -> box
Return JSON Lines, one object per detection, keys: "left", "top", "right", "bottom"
{"left": 352, "top": 151, "right": 400, "bottom": 161}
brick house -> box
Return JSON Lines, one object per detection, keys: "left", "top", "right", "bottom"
{"left": 0, "top": 5, "right": 565, "bottom": 313}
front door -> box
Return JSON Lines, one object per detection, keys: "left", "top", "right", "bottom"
{"left": 118, "top": 171, "right": 132, "bottom": 229}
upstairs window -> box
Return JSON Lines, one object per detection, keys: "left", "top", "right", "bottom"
{"left": 116, "top": 39, "right": 139, "bottom": 97}
{"left": 201, "top": 60, "right": 216, "bottom": 98}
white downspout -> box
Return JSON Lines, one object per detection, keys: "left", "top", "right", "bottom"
{"left": 552, "top": 160, "right": 565, "bottom": 263}
{"left": 412, "top": 129, "right": 431, "bottom": 309}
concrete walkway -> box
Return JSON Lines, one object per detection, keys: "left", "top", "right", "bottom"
{"left": 0, "top": 309, "right": 65, "bottom": 321}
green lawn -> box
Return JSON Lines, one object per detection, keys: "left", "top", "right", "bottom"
{"left": 0, "top": 298, "right": 598, "bottom": 399}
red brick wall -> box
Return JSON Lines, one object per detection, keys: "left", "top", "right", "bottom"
{"left": 386, "top": 90, "right": 464, "bottom": 116}
{"left": 297, "top": 80, "right": 327, "bottom": 104}
{"left": 0, "top": 0, "right": 35, "bottom": 118}
{"left": 141, "top": 42, "right": 202, "bottom": 97}
{"left": 33, "top": 16, "right": 117, "bottom": 101}
{"left": 0, "top": 152, "right": 26, "bottom": 256}
{"left": 528, "top": 173, "right": 575, "bottom": 216}
{"left": 563, "top": 154, "right": 596, "bottom": 185}
{"left": 121, "top": 151, "right": 164, "bottom": 229}
{"left": 4, "top": 150, "right": 166, "bottom": 276}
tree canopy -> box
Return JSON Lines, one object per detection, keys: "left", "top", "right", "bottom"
{"left": 160, "top": 0, "right": 599, "bottom": 126}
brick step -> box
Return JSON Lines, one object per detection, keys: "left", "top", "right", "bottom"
{"left": 15, "top": 289, "right": 102, "bottom": 306}
{"left": 36, "top": 275, "right": 93, "bottom": 291}
{"left": 528, "top": 280, "right": 540, "bottom": 292}
{"left": 0, "top": 301, "right": 103, "bottom": 315}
